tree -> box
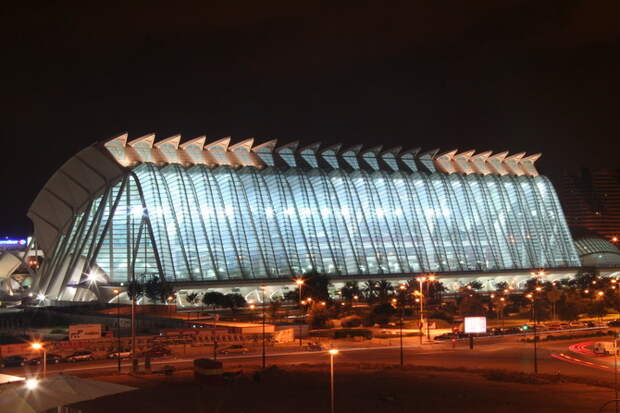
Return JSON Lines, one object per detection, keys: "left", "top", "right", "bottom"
{"left": 375, "top": 280, "right": 394, "bottom": 303}
{"left": 367, "top": 303, "right": 397, "bottom": 326}
{"left": 222, "top": 293, "right": 247, "bottom": 313}
{"left": 340, "top": 281, "right": 361, "bottom": 303}
{"left": 300, "top": 272, "right": 331, "bottom": 303}
{"left": 202, "top": 291, "right": 226, "bottom": 309}
{"left": 126, "top": 279, "right": 144, "bottom": 300}
{"left": 143, "top": 276, "right": 175, "bottom": 303}
{"left": 362, "top": 280, "right": 378, "bottom": 303}
{"left": 185, "top": 291, "right": 200, "bottom": 306}
{"left": 458, "top": 293, "right": 485, "bottom": 316}
{"left": 546, "top": 289, "right": 562, "bottom": 321}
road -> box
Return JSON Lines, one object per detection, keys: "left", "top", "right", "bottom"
{"left": 4, "top": 333, "right": 618, "bottom": 383}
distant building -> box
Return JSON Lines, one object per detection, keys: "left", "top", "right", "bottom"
{"left": 558, "top": 169, "right": 620, "bottom": 242}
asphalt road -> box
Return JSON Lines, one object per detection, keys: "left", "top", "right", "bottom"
{"left": 4, "top": 334, "right": 617, "bottom": 382}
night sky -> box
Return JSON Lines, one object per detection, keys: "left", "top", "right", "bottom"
{"left": 4, "top": 0, "right": 620, "bottom": 237}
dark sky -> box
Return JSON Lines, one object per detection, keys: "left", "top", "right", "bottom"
{"left": 4, "top": 0, "right": 620, "bottom": 237}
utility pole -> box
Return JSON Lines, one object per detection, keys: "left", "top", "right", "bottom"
{"left": 262, "top": 285, "right": 266, "bottom": 369}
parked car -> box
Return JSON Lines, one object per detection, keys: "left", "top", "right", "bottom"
{"left": 218, "top": 345, "right": 249, "bottom": 355}
{"left": 65, "top": 351, "right": 95, "bottom": 362}
{"left": 108, "top": 350, "right": 132, "bottom": 359}
{"left": 433, "top": 333, "right": 453, "bottom": 341}
{"left": 142, "top": 347, "right": 171, "bottom": 358}
{"left": 608, "top": 320, "right": 620, "bottom": 327}
{"left": 305, "top": 342, "right": 325, "bottom": 351}
{"left": 2, "top": 356, "right": 27, "bottom": 368}
{"left": 29, "top": 353, "right": 62, "bottom": 365}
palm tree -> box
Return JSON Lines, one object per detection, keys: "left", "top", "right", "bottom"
{"left": 340, "top": 281, "right": 361, "bottom": 303}
{"left": 375, "top": 280, "right": 394, "bottom": 303}
{"left": 362, "top": 280, "right": 378, "bottom": 303}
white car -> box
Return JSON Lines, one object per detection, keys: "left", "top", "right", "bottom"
{"left": 108, "top": 351, "right": 132, "bottom": 359}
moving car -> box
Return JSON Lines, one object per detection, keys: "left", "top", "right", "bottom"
{"left": 65, "top": 351, "right": 95, "bottom": 362}
{"left": 142, "top": 347, "right": 171, "bottom": 358}
{"left": 218, "top": 345, "right": 249, "bottom": 355}
{"left": 1, "top": 356, "right": 26, "bottom": 368}
{"left": 108, "top": 350, "right": 132, "bottom": 359}
{"left": 29, "top": 353, "right": 62, "bottom": 365}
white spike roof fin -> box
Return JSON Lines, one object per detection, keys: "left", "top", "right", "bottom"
{"left": 154, "top": 135, "right": 181, "bottom": 149}
{"left": 453, "top": 150, "right": 475, "bottom": 175}
{"left": 229, "top": 138, "right": 254, "bottom": 152}
{"left": 104, "top": 133, "right": 128, "bottom": 148}
{"left": 299, "top": 142, "right": 322, "bottom": 168}
{"left": 504, "top": 152, "right": 526, "bottom": 176}
{"left": 487, "top": 151, "right": 509, "bottom": 175}
{"left": 154, "top": 135, "right": 182, "bottom": 164}
{"left": 204, "top": 137, "right": 230, "bottom": 152}
{"left": 229, "top": 138, "right": 256, "bottom": 167}
{"left": 470, "top": 150, "right": 492, "bottom": 175}
{"left": 252, "top": 139, "right": 278, "bottom": 167}
{"left": 418, "top": 148, "right": 438, "bottom": 173}
{"left": 128, "top": 133, "right": 155, "bottom": 148}
{"left": 520, "top": 153, "right": 542, "bottom": 176}
{"left": 435, "top": 149, "right": 458, "bottom": 174}
{"left": 205, "top": 137, "right": 232, "bottom": 166}
{"left": 360, "top": 145, "right": 383, "bottom": 171}
{"left": 179, "top": 136, "right": 206, "bottom": 150}
{"left": 127, "top": 133, "right": 155, "bottom": 163}
{"left": 340, "top": 144, "right": 363, "bottom": 169}
{"left": 398, "top": 147, "right": 419, "bottom": 172}
{"left": 380, "top": 146, "right": 402, "bottom": 172}
{"left": 179, "top": 136, "right": 208, "bottom": 165}
{"left": 319, "top": 143, "right": 342, "bottom": 169}
{"left": 275, "top": 141, "right": 299, "bottom": 167}
{"left": 103, "top": 133, "right": 129, "bottom": 166}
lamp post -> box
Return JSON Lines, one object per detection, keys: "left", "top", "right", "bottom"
{"left": 398, "top": 284, "right": 405, "bottom": 367}
{"left": 416, "top": 275, "right": 435, "bottom": 342}
{"left": 296, "top": 278, "right": 304, "bottom": 347}
{"left": 113, "top": 288, "right": 121, "bottom": 373}
{"left": 526, "top": 292, "right": 538, "bottom": 374}
{"left": 31, "top": 342, "right": 46, "bottom": 378}
{"left": 167, "top": 295, "right": 174, "bottom": 316}
{"left": 328, "top": 349, "right": 339, "bottom": 413}
{"left": 261, "top": 285, "right": 266, "bottom": 369}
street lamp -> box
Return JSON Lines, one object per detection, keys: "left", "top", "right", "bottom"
{"left": 31, "top": 342, "right": 46, "bottom": 378}
{"left": 113, "top": 288, "right": 121, "bottom": 373}
{"left": 295, "top": 278, "right": 304, "bottom": 347}
{"left": 25, "top": 378, "right": 39, "bottom": 390}
{"left": 261, "top": 285, "right": 266, "bottom": 369}
{"left": 328, "top": 349, "right": 339, "bottom": 413}
{"left": 416, "top": 275, "right": 436, "bottom": 342}
{"left": 398, "top": 284, "right": 406, "bottom": 367}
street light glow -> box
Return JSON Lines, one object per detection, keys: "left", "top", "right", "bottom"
{"left": 295, "top": 279, "right": 304, "bottom": 286}
{"left": 31, "top": 342, "right": 43, "bottom": 350}
{"left": 25, "top": 378, "right": 38, "bottom": 390}
{"left": 36, "top": 293, "right": 45, "bottom": 301}
{"left": 328, "top": 349, "right": 339, "bottom": 355}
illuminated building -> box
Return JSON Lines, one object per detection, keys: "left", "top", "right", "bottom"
{"left": 28, "top": 134, "right": 584, "bottom": 303}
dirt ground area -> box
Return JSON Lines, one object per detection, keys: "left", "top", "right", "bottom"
{"left": 71, "top": 364, "right": 618, "bottom": 412}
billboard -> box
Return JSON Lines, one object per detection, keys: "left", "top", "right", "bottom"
{"left": 464, "top": 317, "right": 487, "bottom": 334}
{"left": 69, "top": 324, "right": 102, "bottom": 341}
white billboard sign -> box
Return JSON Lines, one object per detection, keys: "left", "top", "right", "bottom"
{"left": 69, "top": 324, "right": 102, "bottom": 341}
{"left": 464, "top": 317, "right": 487, "bottom": 334}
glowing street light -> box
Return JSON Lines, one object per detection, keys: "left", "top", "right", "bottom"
{"left": 328, "top": 349, "right": 339, "bottom": 413}
{"left": 31, "top": 342, "right": 46, "bottom": 377}
{"left": 25, "top": 378, "right": 38, "bottom": 390}
{"left": 295, "top": 278, "right": 305, "bottom": 347}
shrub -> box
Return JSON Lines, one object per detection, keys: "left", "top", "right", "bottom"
{"left": 341, "top": 315, "right": 362, "bottom": 328}
{"left": 333, "top": 329, "right": 373, "bottom": 340}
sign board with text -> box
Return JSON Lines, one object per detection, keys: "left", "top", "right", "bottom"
{"left": 464, "top": 317, "right": 487, "bottom": 334}
{"left": 69, "top": 324, "right": 102, "bottom": 341}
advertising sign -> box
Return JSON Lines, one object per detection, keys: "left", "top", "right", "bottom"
{"left": 69, "top": 324, "right": 102, "bottom": 341}
{"left": 464, "top": 317, "right": 487, "bottom": 334}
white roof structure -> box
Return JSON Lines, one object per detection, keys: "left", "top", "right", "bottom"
{"left": 28, "top": 132, "right": 542, "bottom": 260}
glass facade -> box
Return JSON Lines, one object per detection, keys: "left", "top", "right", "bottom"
{"left": 50, "top": 163, "right": 580, "bottom": 286}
